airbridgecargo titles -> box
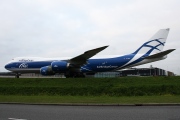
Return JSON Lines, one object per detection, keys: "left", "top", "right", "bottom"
{"left": 5, "top": 28, "right": 175, "bottom": 78}
{"left": 97, "top": 66, "right": 118, "bottom": 69}
{"left": 19, "top": 59, "right": 34, "bottom": 62}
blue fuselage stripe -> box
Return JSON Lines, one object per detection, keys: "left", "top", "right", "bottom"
{"left": 5, "top": 54, "right": 142, "bottom": 73}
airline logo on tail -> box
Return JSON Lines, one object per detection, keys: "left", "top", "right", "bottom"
{"left": 134, "top": 38, "right": 165, "bottom": 55}
{"left": 119, "top": 28, "right": 170, "bottom": 69}
{"left": 134, "top": 28, "right": 169, "bottom": 55}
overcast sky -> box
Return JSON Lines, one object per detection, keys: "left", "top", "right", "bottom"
{"left": 0, "top": 0, "right": 180, "bottom": 74}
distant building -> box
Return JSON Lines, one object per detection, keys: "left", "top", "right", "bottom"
{"left": 95, "top": 72, "right": 119, "bottom": 78}
{"left": 0, "top": 72, "right": 15, "bottom": 76}
{"left": 118, "top": 67, "right": 168, "bottom": 76}
{"left": 94, "top": 67, "right": 175, "bottom": 78}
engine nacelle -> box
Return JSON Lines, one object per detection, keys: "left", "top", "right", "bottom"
{"left": 51, "top": 61, "right": 69, "bottom": 72}
{"left": 40, "top": 66, "right": 55, "bottom": 75}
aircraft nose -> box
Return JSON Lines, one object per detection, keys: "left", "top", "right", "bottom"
{"left": 5, "top": 64, "right": 10, "bottom": 69}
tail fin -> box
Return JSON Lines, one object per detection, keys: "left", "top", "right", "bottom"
{"left": 133, "top": 28, "right": 170, "bottom": 55}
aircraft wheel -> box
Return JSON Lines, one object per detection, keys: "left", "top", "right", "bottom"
{"left": 15, "top": 74, "right": 19, "bottom": 78}
{"left": 65, "top": 72, "right": 85, "bottom": 78}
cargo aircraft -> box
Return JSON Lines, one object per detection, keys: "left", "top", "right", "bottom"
{"left": 5, "top": 28, "right": 175, "bottom": 78}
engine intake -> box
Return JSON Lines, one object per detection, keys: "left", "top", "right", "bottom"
{"left": 40, "top": 66, "right": 55, "bottom": 75}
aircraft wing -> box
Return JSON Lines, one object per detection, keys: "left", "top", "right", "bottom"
{"left": 69, "top": 45, "right": 108, "bottom": 66}
{"left": 144, "top": 49, "right": 175, "bottom": 59}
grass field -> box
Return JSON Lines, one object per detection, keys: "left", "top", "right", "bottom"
{"left": 0, "top": 76, "right": 180, "bottom": 104}
{"left": 0, "top": 95, "right": 180, "bottom": 104}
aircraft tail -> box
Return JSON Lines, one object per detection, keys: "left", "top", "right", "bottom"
{"left": 133, "top": 28, "right": 170, "bottom": 56}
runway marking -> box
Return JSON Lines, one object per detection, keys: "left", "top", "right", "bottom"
{"left": 8, "top": 118, "right": 27, "bottom": 120}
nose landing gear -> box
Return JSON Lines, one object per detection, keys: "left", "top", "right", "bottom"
{"left": 15, "top": 73, "right": 21, "bottom": 78}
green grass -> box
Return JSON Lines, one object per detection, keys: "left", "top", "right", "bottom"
{"left": 0, "top": 95, "right": 180, "bottom": 104}
{"left": 0, "top": 76, "right": 180, "bottom": 103}
{"left": 0, "top": 76, "right": 180, "bottom": 96}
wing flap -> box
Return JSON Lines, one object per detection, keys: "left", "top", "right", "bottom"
{"left": 144, "top": 49, "right": 175, "bottom": 59}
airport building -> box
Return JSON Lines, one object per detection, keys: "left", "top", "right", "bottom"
{"left": 94, "top": 67, "right": 175, "bottom": 78}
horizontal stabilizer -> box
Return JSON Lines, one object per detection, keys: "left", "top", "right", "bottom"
{"left": 144, "top": 49, "right": 175, "bottom": 59}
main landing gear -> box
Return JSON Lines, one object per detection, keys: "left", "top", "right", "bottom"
{"left": 64, "top": 72, "right": 85, "bottom": 78}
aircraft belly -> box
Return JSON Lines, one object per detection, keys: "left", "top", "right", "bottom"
{"left": 6, "top": 68, "right": 40, "bottom": 73}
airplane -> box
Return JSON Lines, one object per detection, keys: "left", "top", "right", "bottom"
{"left": 5, "top": 28, "right": 175, "bottom": 78}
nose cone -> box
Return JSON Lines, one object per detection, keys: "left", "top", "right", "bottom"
{"left": 5, "top": 64, "right": 10, "bottom": 70}
{"left": 5, "top": 64, "right": 8, "bottom": 69}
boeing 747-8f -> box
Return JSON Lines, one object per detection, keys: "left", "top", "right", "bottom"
{"left": 5, "top": 28, "right": 175, "bottom": 78}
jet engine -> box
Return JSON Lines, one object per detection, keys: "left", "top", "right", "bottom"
{"left": 40, "top": 66, "right": 55, "bottom": 75}
{"left": 51, "top": 61, "right": 70, "bottom": 72}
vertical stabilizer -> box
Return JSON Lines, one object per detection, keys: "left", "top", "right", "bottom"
{"left": 133, "top": 28, "right": 170, "bottom": 55}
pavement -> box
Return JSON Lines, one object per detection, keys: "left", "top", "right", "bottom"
{"left": 1, "top": 102, "right": 180, "bottom": 106}
{"left": 1, "top": 104, "right": 180, "bottom": 120}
